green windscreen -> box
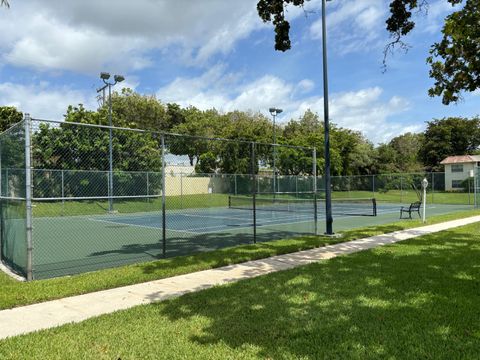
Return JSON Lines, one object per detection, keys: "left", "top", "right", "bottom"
{"left": 0, "top": 121, "right": 27, "bottom": 277}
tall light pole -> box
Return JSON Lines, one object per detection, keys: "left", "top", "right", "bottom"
{"left": 98, "top": 72, "right": 125, "bottom": 213}
{"left": 322, "top": 0, "right": 334, "bottom": 235}
{"left": 269, "top": 107, "right": 282, "bottom": 195}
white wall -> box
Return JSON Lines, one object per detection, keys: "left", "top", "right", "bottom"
{"left": 444, "top": 163, "right": 476, "bottom": 191}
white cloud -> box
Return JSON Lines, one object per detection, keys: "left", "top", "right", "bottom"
{"left": 0, "top": 0, "right": 264, "bottom": 73}
{"left": 156, "top": 67, "right": 412, "bottom": 143}
{"left": 0, "top": 82, "right": 95, "bottom": 119}
{"left": 310, "top": 0, "right": 388, "bottom": 55}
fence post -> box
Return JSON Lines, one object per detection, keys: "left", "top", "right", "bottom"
{"left": 313, "top": 148, "right": 318, "bottom": 235}
{"left": 251, "top": 142, "right": 256, "bottom": 244}
{"left": 5, "top": 168, "right": 8, "bottom": 197}
{"left": 400, "top": 176, "right": 403, "bottom": 203}
{"left": 372, "top": 175, "right": 375, "bottom": 198}
{"left": 180, "top": 172, "right": 183, "bottom": 209}
{"left": 24, "top": 114, "right": 33, "bottom": 281}
{"left": 431, "top": 172, "right": 434, "bottom": 204}
{"left": 295, "top": 175, "right": 298, "bottom": 197}
{"left": 234, "top": 173, "right": 237, "bottom": 196}
{"left": 146, "top": 171, "right": 149, "bottom": 196}
{"left": 161, "top": 134, "right": 166, "bottom": 256}
{"left": 61, "top": 169, "right": 65, "bottom": 216}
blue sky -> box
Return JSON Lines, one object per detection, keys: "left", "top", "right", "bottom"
{"left": 0, "top": 0, "right": 478, "bottom": 144}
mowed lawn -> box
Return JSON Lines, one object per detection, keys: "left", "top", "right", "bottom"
{"left": 1, "top": 222, "right": 479, "bottom": 359}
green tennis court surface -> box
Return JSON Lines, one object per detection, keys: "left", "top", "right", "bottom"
{"left": 29, "top": 197, "right": 473, "bottom": 279}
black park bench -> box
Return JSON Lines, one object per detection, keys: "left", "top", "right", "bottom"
{"left": 400, "top": 201, "right": 421, "bottom": 219}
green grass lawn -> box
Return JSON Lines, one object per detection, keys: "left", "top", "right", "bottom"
{"left": 332, "top": 189, "right": 476, "bottom": 205}
{"left": 0, "top": 209, "right": 479, "bottom": 311}
{"left": 31, "top": 189, "right": 476, "bottom": 218}
{"left": 1, "top": 220, "right": 479, "bottom": 359}
{"left": 33, "top": 193, "right": 229, "bottom": 217}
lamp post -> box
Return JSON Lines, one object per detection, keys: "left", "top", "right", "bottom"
{"left": 322, "top": 0, "right": 334, "bottom": 235}
{"left": 269, "top": 107, "right": 282, "bottom": 195}
{"left": 422, "top": 177, "right": 428, "bottom": 223}
{"left": 98, "top": 72, "right": 125, "bottom": 213}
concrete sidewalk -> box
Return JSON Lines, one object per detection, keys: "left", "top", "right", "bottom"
{"left": 1, "top": 215, "right": 479, "bottom": 340}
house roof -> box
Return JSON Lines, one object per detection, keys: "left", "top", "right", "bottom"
{"left": 440, "top": 155, "right": 480, "bottom": 164}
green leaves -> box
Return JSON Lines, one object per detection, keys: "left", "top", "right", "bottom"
{"left": 427, "top": 0, "right": 480, "bottom": 104}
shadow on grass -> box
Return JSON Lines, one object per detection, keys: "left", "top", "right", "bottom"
{"left": 149, "top": 228, "right": 480, "bottom": 359}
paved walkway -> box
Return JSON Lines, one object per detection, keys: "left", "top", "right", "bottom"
{"left": 1, "top": 215, "right": 479, "bottom": 340}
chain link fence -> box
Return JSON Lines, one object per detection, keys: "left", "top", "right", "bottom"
{"left": 0, "top": 115, "right": 476, "bottom": 280}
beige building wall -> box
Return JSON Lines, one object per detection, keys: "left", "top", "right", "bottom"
{"left": 164, "top": 175, "right": 229, "bottom": 196}
{"left": 444, "top": 163, "right": 476, "bottom": 191}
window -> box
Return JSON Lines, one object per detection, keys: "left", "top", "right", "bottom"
{"left": 452, "top": 180, "right": 463, "bottom": 189}
{"left": 451, "top": 164, "right": 463, "bottom": 173}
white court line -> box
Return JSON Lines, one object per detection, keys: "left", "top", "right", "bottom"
{"left": 87, "top": 217, "right": 199, "bottom": 235}
{"left": 181, "top": 211, "right": 311, "bottom": 222}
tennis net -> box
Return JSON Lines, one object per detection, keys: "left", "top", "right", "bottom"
{"left": 228, "top": 195, "right": 377, "bottom": 216}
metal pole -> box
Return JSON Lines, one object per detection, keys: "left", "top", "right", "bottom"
{"left": 431, "top": 172, "right": 435, "bottom": 204}
{"left": 400, "top": 176, "right": 403, "bottom": 203}
{"left": 372, "top": 175, "right": 375, "bottom": 198}
{"left": 473, "top": 167, "right": 478, "bottom": 208}
{"left": 251, "top": 142, "right": 256, "bottom": 243}
{"left": 180, "top": 172, "right": 183, "bottom": 209}
{"left": 322, "top": 0, "right": 333, "bottom": 235}
{"left": 146, "top": 171, "right": 149, "bottom": 196}
{"left": 0, "top": 138, "right": 2, "bottom": 262}
{"left": 273, "top": 113, "right": 276, "bottom": 197}
{"left": 422, "top": 178, "right": 428, "bottom": 223}
{"left": 422, "top": 185, "right": 427, "bottom": 223}
{"left": 234, "top": 173, "right": 237, "bottom": 195}
{"left": 161, "top": 135, "right": 166, "bottom": 256}
{"left": 468, "top": 176, "right": 471, "bottom": 205}
{"left": 313, "top": 148, "right": 318, "bottom": 235}
{"left": 108, "top": 83, "right": 114, "bottom": 213}
{"left": 24, "top": 114, "right": 33, "bottom": 281}
{"left": 61, "top": 169, "right": 65, "bottom": 216}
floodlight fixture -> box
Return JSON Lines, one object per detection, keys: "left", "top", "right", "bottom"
{"left": 114, "top": 74, "right": 125, "bottom": 83}
{"left": 269, "top": 108, "right": 283, "bottom": 116}
{"left": 100, "top": 72, "right": 111, "bottom": 80}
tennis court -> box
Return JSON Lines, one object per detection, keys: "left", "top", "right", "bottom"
{"left": 29, "top": 196, "right": 473, "bottom": 279}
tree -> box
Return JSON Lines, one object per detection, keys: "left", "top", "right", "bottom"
{"left": 0, "top": 106, "right": 23, "bottom": 132}
{"left": 257, "top": 0, "right": 480, "bottom": 104}
{"left": 376, "top": 132, "right": 424, "bottom": 173}
{"left": 32, "top": 105, "right": 162, "bottom": 197}
{"left": 0, "top": 1, "right": 9, "bottom": 8}
{"left": 108, "top": 88, "right": 169, "bottom": 131}
{"left": 419, "top": 117, "right": 480, "bottom": 170}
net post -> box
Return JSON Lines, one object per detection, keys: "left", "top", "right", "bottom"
{"left": 313, "top": 147, "right": 318, "bottom": 235}
{"left": 161, "top": 134, "right": 166, "bottom": 256}
{"left": 24, "top": 114, "right": 33, "bottom": 281}
{"left": 251, "top": 142, "right": 256, "bottom": 243}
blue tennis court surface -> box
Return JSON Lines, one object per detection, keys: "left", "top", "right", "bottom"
{"left": 91, "top": 202, "right": 403, "bottom": 234}
{"left": 93, "top": 208, "right": 315, "bottom": 234}
{"left": 29, "top": 200, "right": 474, "bottom": 279}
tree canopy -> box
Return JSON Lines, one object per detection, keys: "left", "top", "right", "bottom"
{"left": 0, "top": 106, "right": 23, "bottom": 132}
{"left": 419, "top": 116, "right": 480, "bottom": 170}
{"left": 257, "top": 0, "right": 480, "bottom": 104}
